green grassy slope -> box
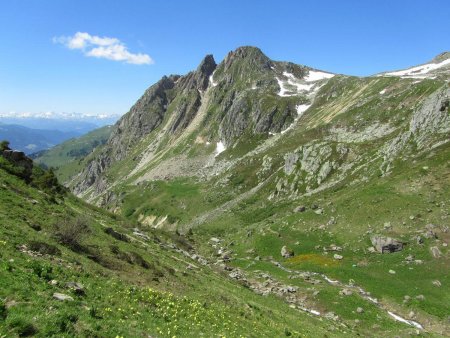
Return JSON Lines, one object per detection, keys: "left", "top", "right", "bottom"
{"left": 33, "top": 126, "right": 112, "bottom": 183}
{"left": 0, "top": 157, "right": 348, "bottom": 337}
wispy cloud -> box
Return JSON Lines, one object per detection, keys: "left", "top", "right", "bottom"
{"left": 53, "top": 32, "right": 153, "bottom": 65}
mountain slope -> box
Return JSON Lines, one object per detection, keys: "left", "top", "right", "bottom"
{"left": 32, "top": 125, "right": 113, "bottom": 183}
{"left": 1, "top": 148, "right": 345, "bottom": 337}
{"left": 64, "top": 47, "right": 449, "bottom": 335}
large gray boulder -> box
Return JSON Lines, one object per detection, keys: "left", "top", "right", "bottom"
{"left": 281, "top": 245, "right": 294, "bottom": 258}
{"left": 370, "top": 235, "right": 404, "bottom": 253}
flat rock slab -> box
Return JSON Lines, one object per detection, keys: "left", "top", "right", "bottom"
{"left": 53, "top": 293, "right": 74, "bottom": 301}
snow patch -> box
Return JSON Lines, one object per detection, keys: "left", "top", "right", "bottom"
{"left": 276, "top": 75, "right": 314, "bottom": 97}
{"left": 299, "top": 307, "right": 321, "bottom": 316}
{"left": 296, "top": 103, "right": 311, "bottom": 116}
{"left": 215, "top": 141, "right": 226, "bottom": 157}
{"left": 388, "top": 311, "right": 423, "bottom": 329}
{"left": 305, "top": 70, "right": 335, "bottom": 82}
{"left": 209, "top": 74, "right": 218, "bottom": 87}
{"left": 382, "top": 58, "right": 450, "bottom": 78}
{"left": 323, "top": 276, "right": 339, "bottom": 284}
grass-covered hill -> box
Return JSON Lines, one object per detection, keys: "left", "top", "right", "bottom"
{"left": 0, "top": 147, "right": 350, "bottom": 337}
{"left": 32, "top": 125, "right": 112, "bottom": 183}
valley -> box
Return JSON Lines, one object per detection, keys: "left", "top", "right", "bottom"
{"left": 1, "top": 46, "right": 449, "bottom": 337}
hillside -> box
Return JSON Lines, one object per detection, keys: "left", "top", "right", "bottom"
{"left": 33, "top": 126, "right": 113, "bottom": 183}
{"left": 0, "top": 147, "right": 348, "bottom": 337}
{"left": 62, "top": 46, "right": 450, "bottom": 336}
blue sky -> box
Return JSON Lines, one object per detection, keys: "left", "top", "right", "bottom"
{"left": 0, "top": 0, "right": 449, "bottom": 117}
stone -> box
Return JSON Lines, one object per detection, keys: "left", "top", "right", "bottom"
{"left": 53, "top": 293, "right": 74, "bottom": 301}
{"left": 432, "top": 280, "right": 441, "bottom": 287}
{"left": 65, "top": 282, "right": 85, "bottom": 295}
{"left": 356, "top": 307, "right": 364, "bottom": 314}
{"left": 339, "top": 288, "right": 352, "bottom": 296}
{"left": 405, "top": 254, "right": 414, "bottom": 262}
{"left": 281, "top": 246, "right": 294, "bottom": 258}
{"left": 333, "top": 254, "right": 343, "bottom": 260}
{"left": 370, "top": 235, "right": 404, "bottom": 253}
{"left": 408, "top": 311, "right": 416, "bottom": 319}
{"left": 294, "top": 205, "right": 306, "bottom": 213}
{"left": 430, "top": 246, "right": 442, "bottom": 258}
{"left": 314, "top": 209, "right": 324, "bottom": 215}
{"left": 389, "top": 269, "right": 396, "bottom": 274}
{"left": 415, "top": 294, "right": 425, "bottom": 301}
{"left": 210, "top": 237, "right": 221, "bottom": 243}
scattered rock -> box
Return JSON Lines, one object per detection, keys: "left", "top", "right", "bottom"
{"left": 333, "top": 254, "right": 343, "bottom": 260}
{"left": 356, "top": 307, "right": 364, "bottom": 314}
{"left": 408, "top": 311, "right": 416, "bottom": 319}
{"left": 415, "top": 294, "right": 425, "bottom": 301}
{"left": 65, "top": 282, "right": 85, "bottom": 295}
{"left": 339, "top": 288, "right": 352, "bottom": 296}
{"left": 432, "top": 280, "right": 441, "bottom": 287}
{"left": 370, "top": 235, "right": 404, "bottom": 253}
{"left": 314, "top": 209, "right": 324, "bottom": 215}
{"left": 210, "top": 237, "right": 221, "bottom": 243}
{"left": 430, "top": 246, "right": 441, "bottom": 258}
{"left": 388, "top": 269, "right": 396, "bottom": 274}
{"left": 53, "top": 293, "right": 74, "bottom": 301}
{"left": 281, "top": 246, "right": 294, "bottom": 258}
{"left": 405, "top": 254, "right": 415, "bottom": 262}
{"left": 403, "top": 295, "right": 411, "bottom": 303}
{"left": 294, "top": 206, "right": 306, "bottom": 213}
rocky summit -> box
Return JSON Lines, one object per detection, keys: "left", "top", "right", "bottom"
{"left": 4, "top": 46, "right": 450, "bottom": 337}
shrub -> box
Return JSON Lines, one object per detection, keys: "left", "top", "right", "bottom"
{"left": 8, "top": 318, "right": 37, "bottom": 337}
{"left": 54, "top": 216, "right": 90, "bottom": 250}
{"left": 0, "top": 301, "right": 6, "bottom": 320}
{"left": 0, "top": 140, "right": 10, "bottom": 151}
{"left": 28, "top": 241, "right": 61, "bottom": 256}
{"left": 104, "top": 227, "right": 129, "bottom": 242}
{"left": 29, "top": 261, "right": 53, "bottom": 281}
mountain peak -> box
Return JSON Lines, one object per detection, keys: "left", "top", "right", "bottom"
{"left": 197, "top": 54, "right": 216, "bottom": 75}
{"left": 226, "top": 46, "right": 269, "bottom": 62}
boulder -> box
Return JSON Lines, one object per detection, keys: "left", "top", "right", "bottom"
{"left": 294, "top": 206, "right": 306, "bottom": 213}
{"left": 53, "top": 293, "right": 74, "bottom": 301}
{"left": 281, "top": 246, "right": 294, "bottom": 258}
{"left": 65, "top": 282, "right": 85, "bottom": 295}
{"left": 333, "top": 254, "right": 343, "bottom": 260}
{"left": 430, "top": 246, "right": 442, "bottom": 258}
{"left": 370, "top": 235, "right": 404, "bottom": 253}
{"left": 339, "top": 288, "right": 352, "bottom": 296}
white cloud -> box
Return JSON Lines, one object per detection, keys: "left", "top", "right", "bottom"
{"left": 53, "top": 32, "right": 153, "bottom": 65}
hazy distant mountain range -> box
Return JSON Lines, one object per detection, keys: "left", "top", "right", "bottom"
{"left": 0, "top": 112, "right": 119, "bottom": 153}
